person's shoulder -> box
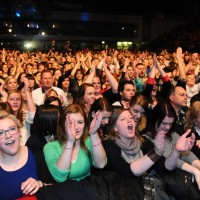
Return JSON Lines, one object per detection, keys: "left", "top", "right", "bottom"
{"left": 102, "top": 139, "right": 117, "bottom": 149}
{"left": 44, "top": 140, "right": 60, "bottom": 150}
{"left": 112, "top": 101, "right": 121, "bottom": 106}
{"left": 32, "top": 87, "right": 42, "bottom": 93}
{"left": 52, "top": 86, "right": 64, "bottom": 93}
{"left": 181, "top": 106, "right": 188, "bottom": 113}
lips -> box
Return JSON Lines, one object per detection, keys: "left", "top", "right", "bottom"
{"left": 5, "top": 139, "right": 15, "bottom": 146}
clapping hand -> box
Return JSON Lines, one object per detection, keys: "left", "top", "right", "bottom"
{"left": 175, "top": 129, "right": 195, "bottom": 152}
{"left": 89, "top": 110, "right": 102, "bottom": 135}
{"left": 154, "top": 131, "right": 166, "bottom": 155}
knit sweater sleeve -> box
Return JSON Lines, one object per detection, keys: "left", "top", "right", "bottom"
{"left": 171, "top": 132, "right": 199, "bottom": 168}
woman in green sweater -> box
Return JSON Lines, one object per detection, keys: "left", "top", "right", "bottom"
{"left": 43, "top": 104, "right": 106, "bottom": 182}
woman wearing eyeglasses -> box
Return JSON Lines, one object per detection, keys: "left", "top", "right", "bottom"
{"left": 0, "top": 110, "right": 43, "bottom": 200}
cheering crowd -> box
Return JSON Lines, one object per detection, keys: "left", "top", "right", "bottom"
{"left": 0, "top": 45, "right": 200, "bottom": 200}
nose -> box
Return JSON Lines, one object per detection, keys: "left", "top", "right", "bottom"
{"left": 165, "top": 124, "right": 171, "bottom": 129}
{"left": 127, "top": 117, "right": 132, "bottom": 122}
{"left": 5, "top": 130, "right": 11, "bottom": 138}
{"left": 74, "top": 122, "right": 79, "bottom": 129}
{"left": 136, "top": 112, "right": 141, "bottom": 119}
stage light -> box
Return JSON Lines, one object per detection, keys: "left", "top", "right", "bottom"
{"left": 16, "top": 12, "right": 21, "bottom": 17}
{"left": 24, "top": 42, "right": 32, "bottom": 49}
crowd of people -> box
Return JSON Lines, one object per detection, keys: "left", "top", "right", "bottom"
{"left": 0, "top": 45, "right": 200, "bottom": 200}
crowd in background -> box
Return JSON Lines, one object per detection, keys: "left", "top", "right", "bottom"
{"left": 1, "top": 43, "right": 200, "bottom": 200}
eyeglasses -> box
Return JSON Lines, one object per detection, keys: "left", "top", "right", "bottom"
{"left": 0, "top": 126, "right": 19, "bottom": 139}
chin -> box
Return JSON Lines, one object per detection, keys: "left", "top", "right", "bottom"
{"left": 75, "top": 134, "right": 82, "bottom": 140}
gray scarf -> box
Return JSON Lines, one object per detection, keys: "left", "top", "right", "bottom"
{"left": 115, "top": 136, "right": 143, "bottom": 164}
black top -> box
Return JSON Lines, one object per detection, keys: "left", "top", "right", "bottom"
{"left": 26, "top": 134, "right": 56, "bottom": 184}
{"left": 103, "top": 88, "right": 120, "bottom": 105}
{"left": 102, "top": 139, "right": 171, "bottom": 179}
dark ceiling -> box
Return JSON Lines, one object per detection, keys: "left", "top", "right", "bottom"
{"left": 0, "top": 0, "right": 198, "bottom": 18}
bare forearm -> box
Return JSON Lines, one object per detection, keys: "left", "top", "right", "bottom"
{"left": 90, "top": 134, "right": 106, "bottom": 168}
{"left": 165, "top": 148, "right": 180, "bottom": 170}
{"left": 130, "top": 155, "right": 155, "bottom": 176}
{"left": 56, "top": 142, "right": 74, "bottom": 170}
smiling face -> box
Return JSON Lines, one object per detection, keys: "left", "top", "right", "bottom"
{"left": 0, "top": 118, "right": 20, "bottom": 156}
{"left": 114, "top": 110, "right": 135, "bottom": 145}
{"left": 68, "top": 113, "right": 85, "bottom": 140}
{"left": 84, "top": 86, "right": 95, "bottom": 105}
{"left": 92, "top": 76, "right": 101, "bottom": 93}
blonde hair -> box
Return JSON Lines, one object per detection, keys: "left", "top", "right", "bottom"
{"left": 0, "top": 110, "right": 22, "bottom": 128}
{"left": 5, "top": 75, "right": 17, "bottom": 85}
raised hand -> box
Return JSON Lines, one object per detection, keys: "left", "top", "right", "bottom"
{"left": 196, "top": 140, "right": 200, "bottom": 148}
{"left": 175, "top": 129, "right": 195, "bottom": 152}
{"left": 89, "top": 110, "right": 102, "bottom": 135}
{"left": 65, "top": 114, "right": 76, "bottom": 144}
{"left": 21, "top": 77, "right": 29, "bottom": 93}
{"left": 154, "top": 131, "right": 165, "bottom": 155}
{"left": 176, "top": 47, "right": 183, "bottom": 61}
{"left": 0, "top": 80, "right": 8, "bottom": 102}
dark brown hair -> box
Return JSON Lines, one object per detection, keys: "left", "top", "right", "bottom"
{"left": 57, "top": 104, "right": 89, "bottom": 155}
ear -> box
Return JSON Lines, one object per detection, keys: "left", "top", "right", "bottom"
{"left": 169, "top": 94, "right": 174, "bottom": 102}
{"left": 114, "top": 125, "right": 118, "bottom": 132}
{"left": 119, "top": 91, "right": 122, "bottom": 96}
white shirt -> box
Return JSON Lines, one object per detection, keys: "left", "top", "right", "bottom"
{"left": 32, "top": 86, "right": 68, "bottom": 106}
{"left": 186, "top": 83, "right": 200, "bottom": 106}
{"left": 20, "top": 110, "right": 35, "bottom": 145}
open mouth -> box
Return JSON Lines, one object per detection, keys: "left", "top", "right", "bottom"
{"left": 128, "top": 124, "right": 133, "bottom": 131}
{"left": 5, "top": 139, "right": 15, "bottom": 146}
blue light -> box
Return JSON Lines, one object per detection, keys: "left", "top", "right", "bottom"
{"left": 16, "top": 12, "right": 21, "bottom": 17}
{"left": 81, "top": 13, "right": 89, "bottom": 21}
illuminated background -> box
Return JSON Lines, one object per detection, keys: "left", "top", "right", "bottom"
{"left": 0, "top": 0, "right": 199, "bottom": 51}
